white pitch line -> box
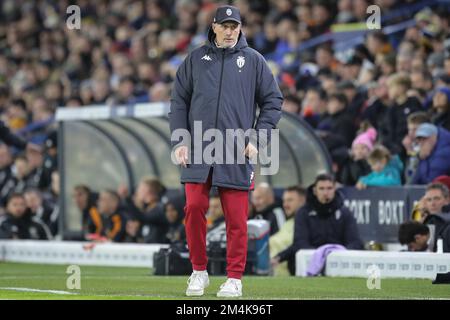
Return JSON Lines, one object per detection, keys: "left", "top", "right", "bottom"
{"left": 0, "top": 287, "right": 78, "bottom": 295}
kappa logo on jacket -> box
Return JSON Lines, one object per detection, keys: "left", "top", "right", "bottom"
{"left": 201, "top": 54, "right": 212, "bottom": 61}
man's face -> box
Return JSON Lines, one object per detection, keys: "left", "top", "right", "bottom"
{"left": 369, "top": 158, "right": 387, "bottom": 173}
{"left": 326, "top": 98, "right": 343, "bottom": 115}
{"left": 388, "top": 83, "right": 405, "bottom": 100}
{"left": 0, "top": 145, "right": 12, "bottom": 168}
{"left": 136, "top": 182, "right": 158, "bottom": 204}
{"left": 73, "top": 189, "right": 88, "bottom": 210}
{"left": 282, "top": 191, "right": 305, "bottom": 217}
{"left": 408, "top": 234, "right": 429, "bottom": 251}
{"left": 424, "top": 189, "right": 449, "bottom": 214}
{"left": 24, "top": 192, "right": 42, "bottom": 212}
{"left": 251, "top": 186, "right": 273, "bottom": 212}
{"left": 416, "top": 135, "right": 437, "bottom": 159}
{"left": 352, "top": 144, "right": 370, "bottom": 161}
{"left": 433, "top": 91, "right": 448, "bottom": 110}
{"left": 407, "top": 123, "right": 420, "bottom": 139}
{"left": 313, "top": 180, "right": 335, "bottom": 204}
{"left": 7, "top": 197, "right": 27, "bottom": 218}
{"left": 165, "top": 204, "right": 179, "bottom": 223}
{"left": 410, "top": 72, "right": 424, "bottom": 90}
{"left": 98, "top": 192, "right": 117, "bottom": 215}
{"left": 302, "top": 91, "right": 326, "bottom": 114}
{"left": 212, "top": 21, "right": 240, "bottom": 48}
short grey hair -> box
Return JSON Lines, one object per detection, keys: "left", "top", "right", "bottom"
{"left": 426, "top": 183, "right": 450, "bottom": 198}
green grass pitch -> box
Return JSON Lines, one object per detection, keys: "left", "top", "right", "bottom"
{"left": 0, "top": 262, "right": 449, "bottom": 300}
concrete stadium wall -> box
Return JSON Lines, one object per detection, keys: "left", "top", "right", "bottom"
{"left": 0, "top": 240, "right": 168, "bottom": 268}
{"left": 296, "top": 250, "right": 450, "bottom": 279}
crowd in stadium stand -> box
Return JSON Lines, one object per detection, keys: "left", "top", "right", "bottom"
{"left": 0, "top": 1, "right": 450, "bottom": 272}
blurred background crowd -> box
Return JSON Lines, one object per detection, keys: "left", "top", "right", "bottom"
{"left": 0, "top": 1, "right": 449, "bottom": 272}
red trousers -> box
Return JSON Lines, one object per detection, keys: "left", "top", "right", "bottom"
{"left": 184, "top": 172, "right": 249, "bottom": 279}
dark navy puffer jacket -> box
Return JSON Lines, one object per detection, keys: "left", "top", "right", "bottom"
{"left": 412, "top": 128, "right": 450, "bottom": 185}
{"left": 169, "top": 29, "right": 283, "bottom": 190}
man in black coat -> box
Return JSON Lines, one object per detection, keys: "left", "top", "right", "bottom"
{"left": 271, "top": 174, "right": 364, "bottom": 272}
{"left": 0, "top": 193, "right": 51, "bottom": 240}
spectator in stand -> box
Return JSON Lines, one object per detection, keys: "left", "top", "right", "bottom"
{"left": 360, "top": 76, "right": 390, "bottom": 130}
{"left": 301, "top": 87, "right": 327, "bottom": 128}
{"left": 412, "top": 123, "right": 450, "bottom": 184}
{"left": 433, "top": 176, "right": 450, "bottom": 213}
{"left": 356, "top": 145, "right": 403, "bottom": 189}
{"left": 73, "top": 185, "right": 98, "bottom": 235}
{"left": 0, "top": 193, "right": 51, "bottom": 240}
{"left": 339, "top": 125, "right": 375, "bottom": 186}
{"left": 24, "top": 188, "right": 57, "bottom": 236}
{"left": 281, "top": 94, "right": 302, "bottom": 116}
{"left": 317, "top": 92, "right": 356, "bottom": 173}
{"left": 251, "top": 183, "right": 286, "bottom": 235}
{"left": 379, "top": 73, "right": 423, "bottom": 155}
{"left": 87, "top": 190, "right": 126, "bottom": 242}
{"left": 0, "top": 144, "right": 13, "bottom": 195}
{"left": 25, "top": 146, "right": 51, "bottom": 190}
{"left": 120, "top": 177, "right": 168, "bottom": 243}
{"left": 411, "top": 183, "right": 450, "bottom": 222}
{"left": 402, "top": 112, "right": 431, "bottom": 182}
{"left": 430, "top": 87, "right": 450, "bottom": 131}
{"left": 207, "top": 193, "right": 225, "bottom": 232}
{"left": 317, "top": 92, "right": 356, "bottom": 148}
{"left": 164, "top": 198, "right": 186, "bottom": 244}
{"left": 270, "top": 185, "right": 306, "bottom": 276}
{"left": 1, "top": 155, "right": 31, "bottom": 203}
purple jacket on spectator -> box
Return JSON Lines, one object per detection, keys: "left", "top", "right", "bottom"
{"left": 412, "top": 128, "right": 450, "bottom": 184}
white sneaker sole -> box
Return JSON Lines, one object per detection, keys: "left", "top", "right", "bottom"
{"left": 216, "top": 291, "right": 242, "bottom": 298}
{"left": 186, "top": 289, "right": 205, "bottom": 296}
{"left": 186, "top": 282, "right": 209, "bottom": 297}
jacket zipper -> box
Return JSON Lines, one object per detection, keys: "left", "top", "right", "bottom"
{"left": 212, "top": 49, "right": 226, "bottom": 165}
{"left": 215, "top": 49, "right": 225, "bottom": 129}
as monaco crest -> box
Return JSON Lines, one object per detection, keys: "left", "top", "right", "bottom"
{"left": 237, "top": 56, "right": 245, "bottom": 68}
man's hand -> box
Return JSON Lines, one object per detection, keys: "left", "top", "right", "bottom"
{"left": 356, "top": 181, "right": 367, "bottom": 190}
{"left": 175, "top": 145, "right": 189, "bottom": 167}
{"left": 244, "top": 142, "right": 258, "bottom": 161}
{"left": 270, "top": 256, "right": 280, "bottom": 268}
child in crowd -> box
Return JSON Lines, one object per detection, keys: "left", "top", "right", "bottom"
{"left": 356, "top": 145, "right": 403, "bottom": 189}
{"left": 339, "top": 126, "right": 376, "bottom": 185}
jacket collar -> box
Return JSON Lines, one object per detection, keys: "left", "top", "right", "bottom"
{"left": 305, "top": 184, "right": 344, "bottom": 218}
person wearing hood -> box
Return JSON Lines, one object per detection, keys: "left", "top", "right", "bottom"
{"left": 271, "top": 174, "right": 363, "bottom": 270}
{"left": 169, "top": 5, "right": 283, "bottom": 298}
